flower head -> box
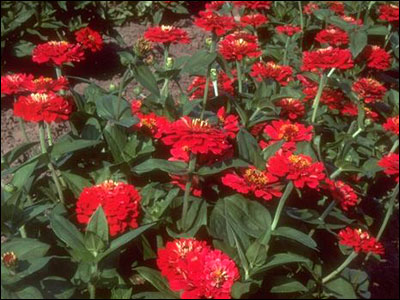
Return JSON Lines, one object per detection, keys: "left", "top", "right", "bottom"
{"left": 76, "top": 180, "right": 141, "bottom": 236}
{"left": 234, "top": 1, "right": 272, "bottom": 10}
{"left": 1, "top": 252, "right": 18, "bottom": 268}
{"left": 240, "top": 14, "right": 268, "bottom": 28}
{"left": 363, "top": 45, "right": 391, "bottom": 70}
{"left": 338, "top": 227, "right": 384, "bottom": 255}
{"left": 315, "top": 26, "right": 349, "bottom": 46}
{"left": 264, "top": 120, "right": 313, "bottom": 150}
{"left": 276, "top": 25, "right": 302, "bottom": 36}
{"left": 328, "top": 1, "right": 345, "bottom": 15}
{"left": 383, "top": 116, "right": 399, "bottom": 135}
{"left": 144, "top": 26, "right": 190, "bottom": 44}
{"left": 32, "top": 41, "right": 85, "bottom": 65}
{"left": 378, "top": 153, "right": 399, "bottom": 182}
{"left": 304, "top": 3, "right": 320, "bottom": 14}
{"left": 194, "top": 11, "right": 236, "bottom": 36}
{"left": 1, "top": 73, "right": 34, "bottom": 95}
{"left": 324, "top": 179, "right": 359, "bottom": 211}
{"left": 276, "top": 98, "right": 305, "bottom": 120}
{"left": 133, "top": 112, "right": 169, "bottom": 139}
{"left": 188, "top": 71, "right": 235, "bottom": 100}
{"left": 29, "top": 76, "right": 69, "bottom": 93}
{"left": 379, "top": 4, "right": 399, "bottom": 22}
{"left": 75, "top": 27, "right": 103, "bottom": 52}
{"left": 302, "top": 47, "right": 354, "bottom": 71}
{"left": 219, "top": 32, "right": 262, "bottom": 61}
{"left": 251, "top": 61, "right": 293, "bottom": 86}
{"left": 352, "top": 78, "right": 387, "bottom": 104}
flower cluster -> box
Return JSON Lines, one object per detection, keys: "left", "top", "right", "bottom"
{"left": 144, "top": 25, "right": 190, "bottom": 44}
{"left": 379, "top": 4, "right": 399, "bottom": 22}
{"left": 302, "top": 47, "right": 354, "bottom": 71}
{"left": 219, "top": 32, "right": 262, "bottom": 61}
{"left": 1, "top": 73, "right": 34, "bottom": 95}
{"left": 315, "top": 26, "right": 349, "bottom": 46}
{"left": 363, "top": 45, "right": 391, "bottom": 70}
{"left": 383, "top": 116, "right": 399, "bottom": 135}
{"left": 75, "top": 27, "right": 103, "bottom": 52}
{"left": 251, "top": 61, "right": 293, "bottom": 86}
{"left": 157, "top": 238, "right": 239, "bottom": 299}
{"left": 234, "top": 1, "right": 272, "bottom": 10}
{"left": 76, "top": 180, "right": 141, "bottom": 236}
{"left": 338, "top": 227, "right": 384, "bottom": 255}
{"left": 378, "top": 153, "right": 399, "bottom": 182}
{"left": 240, "top": 14, "right": 268, "bottom": 28}
{"left": 275, "top": 98, "right": 305, "bottom": 120}
{"left": 352, "top": 78, "right": 387, "bottom": 104}
{"left": 194, "top": 10, "right": 236, "bottom": 36}
{"left": 32, "top": 41, "right": 85, "bottom": 65}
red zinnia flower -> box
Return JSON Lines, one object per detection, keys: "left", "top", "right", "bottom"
{"left": 234, "top": 1, "right": 272, "bottom": 10}
{"left": 267, "top": 151, "right": 326, "bottom": 189}
{"left": 161, "top": 117, "right": 232, "bottom": 161}
{"left": 240, "top": 13, "right": 268, "bottom": 28}
{"left": 29, "top": 76, "right": 69, "bottom": 93}
{"left": 1, "top": 252, "right": 18, "bottom": 268}
{"left": 338, "top": 227, "right": 384, "bottom": 255}
{"left": 32, "top": 41, "right": 85, "bottom": 65}
{"left": 219, "top": 32, "right": 262, "bottom": 61}
{"left": 75, "top": 27, "right": 103, "bottom": 52}
{"left": 133, "top": 112, "right": 169, "bottom": 139}
{"left": 304, "top": 3, "right": 320, "bottom": 15}
{"left": 378, "top": 153, "right": 399, "bottom": 182}
{"left": 131, "top": 99, "right": 142, "bottom": 114}
{"left": 328, "top": 1, "right": 345, "bottom": 15}
{"left": 363, "top": 45, "right": 391, "bottom": 70}
{"left": 264, "top": 120, "right": 313, "bottom": 150}
{"left": 144, "top": 25, "right": 190, "bottom": 44}
{"left": 276, "top": 25, "right": 302, "bottom": 36}
{"left": 194, "top": 11, "right": 236, "bottom": 36}
{"left": 379, "top": 4, "right": 399, "bottom": 23}
{"left": 276, "top": 98, "right": 305, "bottom": 120}
{"left": 76, "top": 180, "right": 141, "bottom": 236}
{"left": 205, "top": 1, "right": 226, "bottom": 11}
{"left": 383, "top": 116, "right": 399, "bottom": 135}
{"left": 188, "top": 71, "right": 235, "bottom": 100}
{"left": 222, "top": 166, "right": 282, "bottom": 201}
{"left": 352, "top": 78, "right": 387, "bottom": 104}
{"left": 251, "top": 61, "right": 293, "bottom": 86}
{"left": 324, "top": 179, "right": 359, "bottom": 211}
{"left": 14, "top": 92, "right": 73, "bottom": 123}
{"left": 217, "top": 107, "right": 240, "bottom": 139}
{"left": 340, "top": 15, "right": 363, "bottom": 26}
{"left": 1, "top": 73, "right": 34, "bottom": 95}
{"left": 302, "top": 47, "right": 354, "bottom": 71}
{"left": 315, "top": 26, "right": 349, "bottom": 46}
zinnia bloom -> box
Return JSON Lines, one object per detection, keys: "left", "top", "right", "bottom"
{"left": 205, "top": 1, "right": 226, "bottom": 11}
{"left": 276, "top": 25, "right": 302, "bottom": 36}
{"left": 76, "top": 180, "right": 141, "bottom": 236}
{"left": 276, "top": 98, "right": 305, "bottom": 120}
{"left": 219, "top": 32, "right": 262, "bottom": 61}
{"left": 267, "top": 151, "right": 326, "bottom": 189}
{"left": 133, "top": 112, "right": 169, "bottom": 139}
{"left": 75, "top": 27, "right": 103, "bottom": 52}
{"left": 363, "top": 45, "right": 391, "bottom": 70}
{"left": 222, "top": 166, "right": 282, "bottom": 201}
{"left": 234, "top": 1, "right": 272, "bottom": 10}
{"left": 315, "top": 26, "right": 349, "bottom": 46}
{"left": 144, "top": 25, "right": 190, "bottom": 44}
{"left": 352, "top": 78, "right": 387, "bottom": 104}
{"left": 14, "top": 92, "right": 73, "bottom": 123}
{"left": 188, "top": 71, "right": 235, "bottom": 100}
{"left": 194, "top": 11, "right": 236, "bottom": 36}
{"left": 383, "top": 116, "right": 399, "bottom": 135}
{"left": 328, "top": 1, "right": 345, "bottom": 15}
{"left": 28, "top": 76, "right": 69, "bottom": 93}
{"left": 324, "top": 179, "right": 359, "bottom": 211}
{"left": 302, "top": 47, "right": 354, "bottom": 71}
{"left": 1, "top": 73, "right": 34, "bottom": 95}
{"left": 240, "top": 13, "right": 268, "bottom": 28}
{"left": 338, "top": 227, "right": 384, "bottom": 255}
{"left": 1, "top": 252, "right": 17, "bottom": 268}
{"left": 251, "top": 61, "right": 293, "bottom": 86}
{"left": 340, "top": 15, "right": 363, "bottom": 25}
{"left": 217, "top": 107, "right": 240, "bottom": 139}
{"left": 378, "top": 153, "right": 399, "bottom": 182}
{"left": 379, "top": 4, "right": 399, "bottom": 22}
{"left": 32, "top": 41, "right": 85, "bottom": 65}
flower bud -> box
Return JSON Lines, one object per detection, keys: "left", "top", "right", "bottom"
{"left": 1, "top": 252, "right": 17, "bottom": 268}
{"left": 166, "top": 57, "right": 174, "bottom": 69}
{"left": 364, "top": 118, "right": 373, "bottom": 127}
{"left": 205, "top": 37, "right": 213, "bottom": 48}
{"left": 133, "top": 38, "right": 153, "bottom": 57}
{"left": 133, "top": 86, "right": 142, "bottom": 96}
{"left": 4, "top": 184, "right": 16, "bottom": 193}
{"left": 108, "top": 83, "right": 117, "bottom": 92}
{"left": 210, "top": 68, "right": 218, "bottom": 82}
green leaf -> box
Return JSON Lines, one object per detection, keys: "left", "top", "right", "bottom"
{"left": 132, "top": 159, "right": 188, "bottom": 175}
{"left": 135, "top": 267, "right": 179, "bottom": 298}
{"left": 246, "top": 241, "right": 267, "bottom": 269}
{"left": 182, "top": 50, "right": 217, "bottom": 76}
{"left": 273, "top": 227, "right": 318, "bottom": 250}
{"left": 367, "top": 25, "right": 389, "bottom": 36}
{"left": 196, "top": 159, "right": 248, "bottom": 176}
{"left": 132, "top": 63, "right": 160, "bottom": 97}
{"left": 103, "top": 124, "right": 127, "bottom": 163}
{"left": 14, "top": 286, "right": 43, "bottom": 299}
{"left": 324, "top": 277, "right": 357, "bottom": 299}
{"left": 96, "top": 95, "right": 138, "bottom": 127}
{"left": 270, "top": 277, "right": 308, "bottom": 293}
{"left": 86, "top": 206, "right": 109, "bottom": 244}
{"left": 255, "top": 253, "right": 312, "bottom": 274}
{"left": 60, "top": 172, "right": 91, "bottom": 197}
{"left": 350, "top": 30, "right": 368, "bottom": 58}
{"left": 2, "top": 142, "right": 38, "bottom": 165}
{"left": 11, "top": 157, "right": 38, "bottom": 190}
{"left": 41, "top": 276, "right": 76, "bottom": 299}
{"left": 13, "top": 40, "right": 35, "bottom": 57}
{"left": 1, "top": 238, "right": 50, "bottom": 260}
{"left": 262, "top": 140, "right": 285, "bottom": 161}
{"left": 51, "top": 136, "right": 101, "bottom": 157}
{"left": 236, "top": 128, "right": 264, "bottom": 169}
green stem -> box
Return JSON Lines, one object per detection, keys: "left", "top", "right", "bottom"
{"left": 46, "top": 123, "right": 53, "bottom": 146}
{"left": 181, "top": 155, "right": 197, "bottom": 231}
{"left": 236, "top": 60, "right": 243, "bottom": 94}
{"left": 330, "top": 168, "right": 342, "bottom": 179}
{"left": 390, "top": 139, "right": 399, "bottom": 153}
{"left": 384, "top": 23, "right": 392, "bottom": 48}
{"left": 88, "top": 282, "right": 96, "bottom": 299}
{"left": 163, "top": 45, "right": 169, "bottom": 67}
{"left": 39, "top": 122, "right": 64, "bottom": 204}
{"left": 298, "top": 1, "right": 304, "bottom": 31}
{"left": 352, "top": 128, "right": 363, "bottom": 139}
{"left": 376, "top": 183, "right": 399, "bottom": 241}
{"left": 249, "top": 107, "right": 261, "bottom": 122}
{"left": 199, "top": 35, "right": 216, "bottom": 120}
{"left": 311, "top": 73, "right": 327, "bottom": 123}
{"left": 18, "top": 117, "right": 30, "bottom": 143}
{"left": 19, "top": 225, "right": 27, "bottom": 238}
{"left": 116, "top": 68, "right": 131, "bottom": 119}
{"left": 283, "top": 36, "right": 291, "bottom": 65}
{"left": 271, "top": 182, "right": 294, "bottom": 231}
{"left": 322, "top": 251, "right": 358, "bottom": 283}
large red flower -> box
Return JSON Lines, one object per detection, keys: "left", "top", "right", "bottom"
{"left": 352, "top": 78, "right": 387, "bottom": 104}
{"left": 378, "top": 153, "right": 399, "bottom": 182}
{"left": 29, "top": 76, "right": 69, "bottom": 93}
{"left": 194, "top": 11, "right": 236, "bottom": 36}
{"left": 315, "top": 26, "right": 349, "bottom": 47}
{"left": 302, "top": 47, "right": 354, "bottom": 71}
{"left": 251, "top": 61, "right": 293, "bottom": 86}
{"left": 379, "top": 4, "right": 399, "bottom": 22}
{"left": 267, "top": 151, "right": 326, "bottom": 189}
{"left": 338, "top": 227, "right": 384, "bottom": 255}
{"left": 240, "top": 14, "right": 268, "bottom": 28}
{"left": 276, "top": 25, "right": 302, "bottom": 36}
{"left": 276, "top": 98, "right": 305, "bottom": 120}
{"left": 363, "top": 45, "right": 391, "bottom": 70}
{"left": 383, "top": 116, "right": 399, "bottom": 135}
{"left": 76, "top": 180, "right": 141, "bottom": 236}
{"left": 1, "top": 73, "right": 34, "bottom": 95}
{"left": 187, "top": 71, "right": 235, "bottom": 100}
{"left": 144, "top": 25, "right": 190, "bottom": 44}
{"left": 75, "top": 27, "right": 103, "bottom": 52}
{"left": 219, "top": 32, "right": 262, "bottom": 61}
{"left": 323, "top": 179, "right": 359, "bottom": 211}
{"left": 222, "top": 166, "right": 282, "bottom": 201}
{"left": 13, "top": 92, "right": 73, "bottom": 123}
{"left": 32, "top": 41, "right": 85, "bottom": 65}
{"left": 233, "top": 1, "right": 272, "bottom": 10}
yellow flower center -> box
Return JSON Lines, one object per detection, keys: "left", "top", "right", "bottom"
{"left": 244, "top": 168, "right": 269, "bottom": 185}
{"left": 49, "top": 41, "right": 69, "bottom": 46}
{"left": 30, "top": 93, "right": 49, "bottom": 103}
{"left": 234, "top": 38, "right": 248, "bottom": 47}
{"left": 34, "top": 77, "right": 52, "bottom": 84}
{"left": 99, "top": 180, "right": 120, "bottom": 190}
{"left": 141, "top": 117, "right": 156, "bottom": 129}
{"left": 288, "top": 155, "right": 311, "bottom": 169}
{"left": 212, "top": 268, "right": 228, "bottom": 287}
{"left": 278, "top": 124, "right": 299, "bottom": 141}
{"left": 161, "top": 25, "right": 173, "bottom": 32}
{"left": 190, "top": 118, "right": 211, "bottom": 129}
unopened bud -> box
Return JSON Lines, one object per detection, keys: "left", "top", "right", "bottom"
{"left": 205, "top": 37, "right": 213, "bottom": 48}
{"left": 133, "top": 86, "right": 142, "bottom": 96}
{"left": 4, "top": 184, "right": 16, "bottom": 193}
{"left": 166, "top": 57, "right": 174, "bottom": 69}
{"left": 210, "top": 68, "right": 218, "bottom": 81}
{"left": 364, "top": 118, "right": 373, "bottom": 127}
{"left": 109, "top": 83, "right": 116, "bottom": 92}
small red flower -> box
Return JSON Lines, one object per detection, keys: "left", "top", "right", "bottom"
{"left": 315, "top": 26, "right": 349, "bottom": 47}
{"left": 13, "top": 92, "right": 73, "bottom": 123}
{"left": 76, "top": 180, "right": 141, "bottom": 236}
{"left": 267, "top": 151, "right": 326, "bottom": 189}
{"left": 352, "top": 78, "right": 387, "bottom": 104}
{"left": 75, "top": 27, "right": 103, "bottom": 52}
{"left": 240, "top": 13, "right": 268, "bottom": 28}
{"left": 29, "top": 76, "right": 69, "bottom": 93}
{"left": 378, "top": 153, "right": 399, "bottom": 182}
{"left": 217, "top": 107, "right": 240, "bottom": 139}
{"left": 276, "top": 25, "right": 302, "bottom": 36}
{"left": 222, "top": 166, "right": 282, "bottom": 201}
{"left": 383, "top": 116, "right": 399, "bottom": 135}
{"left": 328, "top": 1, "right": 345, "bottom": 15}
{"left": 338, "top": 227, "right": 384, "bottom": 255}
{"left": 144, "top": 25, "right": 190, "bottom": 44}
{"left": 188, "top": 71, "right": 235, "bottom": 100}
{"left": 1, "top": 252, "right": 18, "bottom": 268}
{"left": 194, "top": 11, "right": 236, "bottom": 36}
{"left": 251, "top": 61, "right": 293, "bottom": 86}
{"left": 1, "top": 73, "right": 34, "bottom": 95}
{"left": 363, "top": 45, "right": 391, "bottom": 70}
{"left": 379, "top": 4, "right": 399, "bottom": 23}
{"left": 219, "top": 32, "right": 262, "bottom": 61}
{"left": 205, "top": 1, "right": 226, "bottom": 11}
{"left": 234, "top": 1, "right": 272, "bottom": 10}
{"left": 340, "top": 15, "right": 363, "bottom": 26}
{"left": 302, "top": 47, "right": 354, "bottom": 71}
{"left": 131, "top": 100, "right": 142, "bottom": 114}
{"left": 32, "top": 41, "right": 85, "bottom": 66}
{"left": 133, "top": 112, "right": 169, "bottom": 139}
{"left": 304, "top": 3, "right": 319, "bottom": 15}
{"left": 323, "top": 179, "right": 359, "bottom": 211}
{"left": 276, "top": 98, "right": 305, "bottom": 120}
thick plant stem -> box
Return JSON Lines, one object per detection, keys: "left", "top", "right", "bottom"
{"left": 39, "top": 122, "right": 64, "bottom": 204}
{"left": 19, "top": 117, "right": 30, "bottom": 142}
{"left": 236, "top": 60, "right": 243, "bottom": 94}
{"left": 88, "top": 282, "right": 96, "bottom": 299}
{"left": 322, "top": 251, "right": 358, "bottom": 283}
{"left": 298, "top": 2, "right": 304, "bottom": 32}
{"left": 311, "top": 73, "right": 327, "bottom": 123}
{"left": 330, "top": 168, "right": 342, "bottom": 179}
{"left": 283, "top": 36, "right": 291, "bottom": 65}
{"left": 181, "top": 155, "right": 197, "bottom": 230}
{"left": 271, "top": 182, "right": 294, "bottom": 231}
{"left": 46, "top": 123, "right": 53, "bottom": 146}
{"left": 390, "top": 139, "right": 399, "bottom": 153}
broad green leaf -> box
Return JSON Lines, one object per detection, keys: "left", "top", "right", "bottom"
{"left": 40, "top": 276, "right": 76, "bottom": 299}
{"left": 324, "top": 277, "right": 357, "bottom": 299}
{"left": 1, "top": 238, "right": 50, "bottom": 260}
{"left": 51, "top": 136, "right": 101, "bottom": 157}
{"left": 132, "top": 63, "right": 160, "bottom": 97}
{"left": 270, "top": 277, "right": 308, "bottom": 293}
{"left": 255, "top": 253, "right": 312, "bottom": 274}
{"left": 2, "top": 142, "right": 38, "bottom": 165}
{"left": 135, "top": 267, "right": 179, "bottom": 299}
{"left": 61, "top": 171, "right": 91, "bottom": 197}
{"left": 196, "top": 159, "right": 248, "bottom": 176}
{"left": 273, "top": 227, "right": 318, "bottom": 250}
{"left": 11, "top": 157, "right": 38, "bottom": 190}
{"left": 86, "top": 206, "right": 109, "bottom": 244}
{"left": 182, "top": 50, "right": 217, "bottom": 76}
{"left": 350, "top": 30, "right": 368, "bottom": 58}
{"left": 236, "top": 129, "right": 264, "bottom": 169}
{"left": 96, "top": 95, "right": 138, "bottom": 127}
{"left": 132, "top": 159, "right": 188, "bottom": 175}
